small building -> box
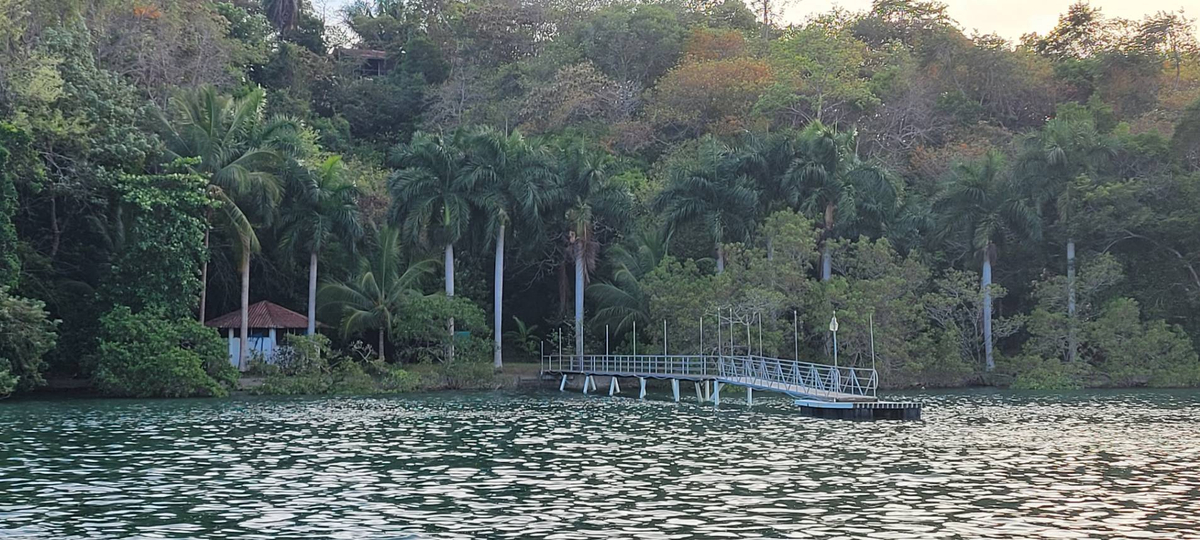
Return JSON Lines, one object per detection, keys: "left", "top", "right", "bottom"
{"left": 336, "top": 48, "right": 392, "bottom": 78}
{"left": 205, "top": 301, "right": 315, "bottom": 369}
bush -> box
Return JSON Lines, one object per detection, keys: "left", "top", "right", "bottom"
{"left": 93, "top": 307, "right": 234, "bottom": 397}
{"left": 1005, "top": 355, "right": 1087, "bottom": 390}
{"left": 0, "top": 287, "right": 59, "bottom": 394}
{"left": 252, "top": 334, "right": 423, "bottom": 395}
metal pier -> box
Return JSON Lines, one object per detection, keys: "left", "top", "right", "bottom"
{"left": 540, "top": 353, "right": 921, "bottom": 420}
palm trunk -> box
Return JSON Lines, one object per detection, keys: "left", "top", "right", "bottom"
{"left": 557, "top": 256, "right": 568, "bottom": 319}
{"left": 982, "top": 245, "right": 994, "bottom": 372}
{"left": 307, "top": 250, "right": 318, "bottom": 336}
{"left": 445, "top": 242, "right": 455, "bottom": 364}
{"left": 378, "top": 328, "right": 386, "bottom": 363}
{"left": 821, "top": 202, "right": 835, "bottom": 281}
{"left": 715, "top": 243, "right": 725, "bottom": 274}
{"left": 199, "top": 224, "right": 210, "bottom": 323}
{"left": 575, "top": 244, "right": 584, "bottom": 360}
{"left": 239, "top": 240, "right": 251, "bottom": 371}
{"left": 493, "top": 223, "right": 504, "bottom": 372}
{"left": 1067, "top": 238, "right": 1077, "bottom": 363}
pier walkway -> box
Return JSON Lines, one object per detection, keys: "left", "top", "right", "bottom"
{"left": 541, "top": 353, "right": 920, "bottom": 419}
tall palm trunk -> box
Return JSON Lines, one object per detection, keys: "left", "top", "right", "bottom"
{"left": 445, "top": 243, "right": 455, "bottom": 364}
{"left": 1067, "top": 239, "right": 1077, "bottom": 362}
{"left": 557, "top": 256, "right": 569, "bottom": 319}
{"left": 574, "top": 244, "right": 584, "bottom": 360}
{"left": 982, "top": 243, "right": 995, "bottom": 372}
{"left": 239, "top": 238, "right": 251, "bottom": 371}
{"left": 378, "top": 329, "right": 386, "bottom": 363}
{"left": 821, "top": 202, "right": 835, "bottom": 281}
{"left": 199, "top": 224, "right": 210, "bottom": 323}
{"left": 493, "top": 223, "right": 504, "bottom": 372}
{"left": 307, "top": 250, "right": 318, "bottom": 336}
{"left": 715, "top": 243, "right": 725, "bottom": 274}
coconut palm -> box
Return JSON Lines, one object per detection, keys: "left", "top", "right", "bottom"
{"left": 318, "top": 227, "right": 437, "bottom": 362}
{"left": 389, "top": 130, "right": 480, "bottom": 363}
{"left": 656, "top": 135, "right": 758, "bottom": 273}
{"left": 935, "top": 151, "right": 1042, "bottom": 372}
{"left": 264, "top": 0, "right": 301, "bottom": 31}
{"left": 549, "top": 142, "right": 631, "bottom": 359}
{"left": 785, "top": 121, "right": 894, "bottom": 281}
{"left": 461, "top": 127, "right": 555, "bottom": 371}
{"left": 1017, "top": 116, "right": 1117, "bottom": 362}
{"left": 158, "top": 85, "right": 301, "bottom": 369}
{"left": 280, "top": 156, "right": 364, "bottom": 336}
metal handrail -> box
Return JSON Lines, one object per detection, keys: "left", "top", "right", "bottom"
{"left": 541, "top": 353, "right": 878, "bottom": 399}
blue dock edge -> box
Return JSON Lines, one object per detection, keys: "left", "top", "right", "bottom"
{"left": 793, "top": 399, "right": 922, "bottom": 421}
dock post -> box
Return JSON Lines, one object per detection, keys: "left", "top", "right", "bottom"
{"left": 694, "top": 382, "right": 703, "bottom": 402}
{"left": 639, "top": 378, "right": 646, "bottom": 400}
{"left": 583, "top": 375, "right": 593, "bottom": 394}
{"left": 746, "top": 387, "right": 753, "bottom": 407}
{"left": 713, "top": 382, "right": 722, "bottom": 407}
{"left": 703, "top": 381, "right": 711, "bottom": 402}
{"left": 615, "top": 377, "right": 621, "bottom": 394}
{"left": 672, "top": 379, "right": 680, "bottom": 402}
{"left": 559, "top": 374, "right": 567, "bottom": 392}
{"left": 608, "top": 376, "right": 618, "bottom": 396}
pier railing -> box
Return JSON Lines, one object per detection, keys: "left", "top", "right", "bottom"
{"left": 541, "top": 353, "right": 878, "bottom": 399}
{"left": 716, "top": 355, "right": 877, "bottom": 398}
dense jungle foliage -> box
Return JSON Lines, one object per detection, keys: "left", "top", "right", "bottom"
{"left": 2, "top": 0, "right": 1200, "bottom": 396}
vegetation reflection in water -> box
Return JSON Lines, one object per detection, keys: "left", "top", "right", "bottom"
{"left": 2, "top": 390, "right": 1199, "bottom": 539}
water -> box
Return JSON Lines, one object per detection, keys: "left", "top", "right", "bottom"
{"left": 2, "top": 389, "right": 1199, "bottom": 539}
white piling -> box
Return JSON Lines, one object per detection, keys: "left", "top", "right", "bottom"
{"left": 713, "top": 382, "right": 722, "bottom": 407}
{"left": 609, "top": 376, "right": 617, "bottom": 396}
{"left": 746, "top": 387, "right": 753, "bottom": 407}
{"left": 559, "top": 374, "right": 567, "bottom": 392}
{"left": 672, "top": 379, "right": 680, "bottom": 402}
{"left": 694, "top": 382, "right": 703, "bottom": 402}
{"left": 639, "top": 377, "right": 646, "bottom": 400}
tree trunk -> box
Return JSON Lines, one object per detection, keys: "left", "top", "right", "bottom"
{"left": 821, "top": 202, "right": 835, "bottom": 281}
{"left": 199, "top": 224, "right": 210, "bottom": 323}
{"left": 493, "top": 223, "right": 504, "bottom": 372}
{"left": 307, "top": 250, "right": 318, "bottom": 336}
{"left": 378, "top": 328, "right": 386, "bottom": 363}
{"left": 715, "top": 243, "right": 725, "bottom": 274}
{"left": 575, "top": 244, "right": 584, "bottom": 360}
{"left": 445, "top": 243, "right": 455, "bottom": 364}
{"left": 239, "top": 239, "right": 251, "bottom": 371}
{"left": 982, "top": 246, "right": 994, "bottom": 372}
{"left": 1067, "top": 238, "right": 1077, "bottom": 363}
{"left": 557, "top": 257, "right": 568, "bottom": 319}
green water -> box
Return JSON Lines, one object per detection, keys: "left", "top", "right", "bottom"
{"left": 2, "top": 389, "right": 1199, "bottom": 539}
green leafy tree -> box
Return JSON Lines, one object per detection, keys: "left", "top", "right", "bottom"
{"left": 319, "top": 227, "right": 438, "bottom": 362}
{"left": 280, "top": 156, "right": 364, "bottom": 336}
{"left": 935, "top": 151, "right": 1042, "bottom": 371}
{"left": 93, "top": 306, "right": 235, "bottom": 397}
{"left": 587, "top": 227, "right": 669, "bottom": 341}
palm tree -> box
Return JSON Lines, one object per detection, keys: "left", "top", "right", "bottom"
{"left": 1017, "top": 117, "right": 1116, "bottom": 362}
{"left": 461, "top": 128, "right": 555, "bottom": 371}
{"left": 785, "top": 121, "right": 894, "bottom": 281}
{"left": 280, "top": 156, "right": 364, "bottom": 336}
{"left": 158, "top": 85, "right": 300, "bottom": 369}
{"left": 656, "top": 135, "right": 758, "bottom": 273}
{"left": 264, "top": 0, "right": 301, "bottom": 31}
{"left": 587, "top": 227, "right": 669, "bottom": 341}
{"left": 935, "top": 151, "right": 1041, "bottom": 372}
{"left": 389, "top": 131, "right": 480, "bottom": 363}
{"left": 550, "top": 142, "right": 631, "bottom": 359}
{"left": 319, "top": 227, "right": 437, "bottom": 361}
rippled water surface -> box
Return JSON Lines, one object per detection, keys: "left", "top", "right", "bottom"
{"left": 2, "top": 389, "right": 1200, "bottom": 539}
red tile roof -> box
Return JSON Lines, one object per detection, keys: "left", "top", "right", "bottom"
{"left": 205, "top": 301, "right": 316, "bottom": 329}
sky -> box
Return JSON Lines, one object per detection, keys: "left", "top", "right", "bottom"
{"left": 312, "top": 0, "right": 1198, "bottom": 43}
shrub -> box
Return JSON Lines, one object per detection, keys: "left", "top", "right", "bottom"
{"left": 93, "top": 307, "right": 233, "bottom": 397}
{"left": 0, "top": 287, "right": 59, "bottom": 394}
{"left": 252, "top": 335, "right": 423, "bottom": 395}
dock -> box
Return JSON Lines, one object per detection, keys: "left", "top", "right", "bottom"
{"left": 540, "top": 353, "right": 921, "bottom": 420}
